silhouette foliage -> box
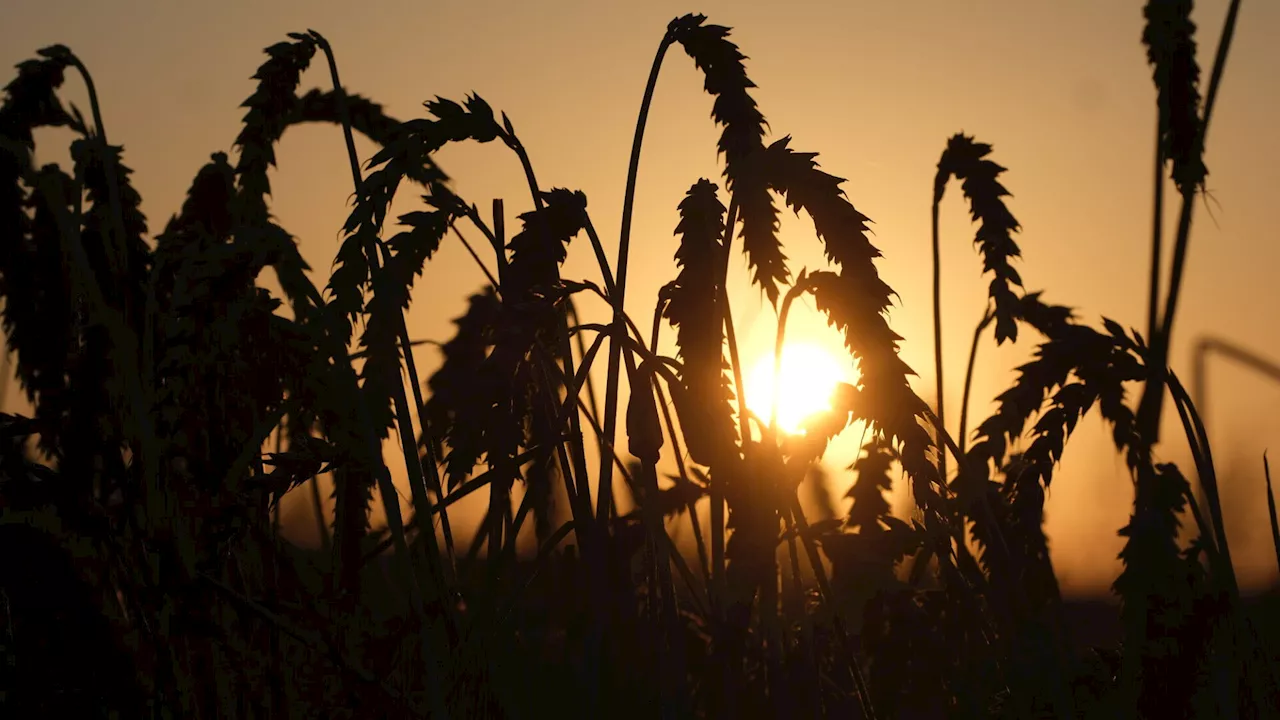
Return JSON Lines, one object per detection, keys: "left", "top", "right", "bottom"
{"left": 0, "top": 5, "right": 1273, "bottom": 719}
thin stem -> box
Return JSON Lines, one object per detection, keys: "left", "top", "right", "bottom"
{"left": 707, "top": 194, "right": 736, "bottom": 613}
{"left": 599, "top": 30, "right": 675, "bottom": 525}
{"left": 309, "top": 475, "right": 332, "bottom": 555}
{"left": 313, "top": 32, "right": 455, "bottom": 588}
{"left": 567, "top": 299, "right": 603, "bottom": 424}
{"left": 557, "top": 329, "right": 608, "bottom": 426}
{"left": 198, "top": 574, "right": 416, "bottom": 714}
{"left": 361, "top": 451, "right": 542, "bottom": 564}
{"left": 652, "top": 379, "right": 710, "bottom": 586}
{"left": 1168, "top": 370, "right": 1237, "bottom": 597}
{"left": 720, "top": 201, "right": 749, "bottom": 445}
{"left": 60, "top": 51, "right": 161, "bottom": 532}
{"left": 1190, "top": 335, "right": 1280, "bottom": 538}
{"left": 501, "top": 120, "right": 545, "bottom": 213}
{"left": 583, "top": 214, "right": 618, "bottom": 299}
{"left": 1265, "top": 452, "right": 1279, "bottom": 577}
{"left": 1200, "top": 0, "right": 1243, "bottom": 146}
{"left": 1193, "top": 337, "right": 1280, "bottom": 400}
{"left": 788, "top": 497, "right": 877, "bottom": 720}
{"left": 399, "top": 307, "right": 455, "bottom": 571}
{"left": 772, "top": 277, "right": 810, "bottom": 440}
{"left": 651, "top": 295, "right": 665, "bottom": 359}
{"left": 552, "top": 320, "right": 597, "bottom": 553}
{"left": 450, "top": 223, "right": 501, "bottom": 293}
{"left": 35, "top": 172, "right": 159, "bottom": 546}
{"left": 493, "top": 124, "right": 597, "bottom": 533}
{"left": 532, "top": 353, "right": 596, "bottom": 557}
{"left": 626, "top": 350, "right": 679, "bottom": 693}
{"left": 488, "top": 199, "right": 509, "bottom": 285}
{"left": 1148, "top": 112, "right": 1165, "bottom": 345}
{"left": 1140, "top": 0, "right": 1242, "bottom": 444}
{"left": 958, "top": 308, "right": 996, "bottom": 454}
{"left": 572, "top": 282, "right": 654, "bottom": 353}
{"left": 310, "top": 33, "right": 451, "bottom": 716}
{"left": 931, "top": 191, "right": 947, "bottom": 482}
{"left": 64, "top": 52, "right": 129, "bottom": 288}
{"left": 1168, "top": 382, "right": 1228, "bottom": 583}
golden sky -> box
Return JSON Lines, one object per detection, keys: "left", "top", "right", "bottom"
{"left": 3, "top": 0, "right": 1278, "bottom": 593}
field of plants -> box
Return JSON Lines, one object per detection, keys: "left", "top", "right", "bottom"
{"left": 0, "top": 2, "right": 1277, "bottom": 718}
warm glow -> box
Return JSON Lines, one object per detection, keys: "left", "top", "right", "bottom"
{"left": 746, "top": 342, "right": 847, "bottom": 436}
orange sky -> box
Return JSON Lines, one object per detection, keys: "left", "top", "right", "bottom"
{"left": 3, "top": 0, "right": 1278, "bottom": 593}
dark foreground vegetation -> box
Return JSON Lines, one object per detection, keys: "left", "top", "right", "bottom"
{"left": 1, "top": 2, "right": 1276, "bottom": 717}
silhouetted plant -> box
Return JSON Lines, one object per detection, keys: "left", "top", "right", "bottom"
{"left": 0, "top": 4, "right": 1273, "bottom": 718}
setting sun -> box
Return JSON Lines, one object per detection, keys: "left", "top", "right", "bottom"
{"left": 746, "top": 342, "right": 849, "bottom": 436}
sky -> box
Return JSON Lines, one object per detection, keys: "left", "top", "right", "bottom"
{"left": 3, "top": 0, "right": 1278, "bottom": 594}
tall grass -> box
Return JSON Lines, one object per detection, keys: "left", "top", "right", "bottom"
{"left": 0, "top": 3, "right": 1275, "bottom": 718}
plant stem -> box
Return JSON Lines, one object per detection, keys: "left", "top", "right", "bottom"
{"left": 1138, "top": 0, "right": 1241, "bottom": 445}
{"left": 720, "top": 201, "right": 749, "bottom": 446}
{"left": 583, "top": 214, "right": 618, "bottom": 298}
{"left": 567, "top": 299, "right": 603, "bottom": 422}
{"left": 310, "top": 31, "right": 451, "bottom": 718}
{"left": 450, "top": 223, "right": 501, "bottom": 292}
{"left": 1147, "top": 112, "right": 1165, "bottom": 345}
{"left": 1167, "top": 370, "right": 1237, "bottom": 597}
{"left": 788, "top": 497, "right": 877, "bottom": 720}
{"left": 602, "top": 30, "right": 675, "bottom": 525}
{"left": 532, "top": 353, "right": 595, "bottom": 556}
{"left": 958, "top": 308, "right": 995, "bottom": 455}
{"left": 1265, "top": 453, "right": 1280, "bottom": 576}
{"left": 313, "top": 31, "right": 455, "bottom": 583}
{"left": 772, "top": 277, "right": 810, "bottom": 440}
{"left": 501, "top": 122, "right": 601, "bottom": 578}
{"left": 626, "top": 350, "right": 679, "bottom": 704}
{"left": 64, "top": 52, "right": 129, "bottom": 293}
{"left": 931, "top": 190, "right": 947, "bottom": 482}
{"left": 1190, "top": 336, "right": 1280, "bottom": 547}
{"left": 309, "top": 475, "right": 331, "bottom": 554}
{"left": 62, "top": 51, "right": 161, "bottom": 541}
{"left": 652, "top": 379, "right": 711, "bottom": 585}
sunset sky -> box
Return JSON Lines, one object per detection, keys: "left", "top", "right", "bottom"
{"left": 3, "top": 0, "right": 1278, "bottom": 593}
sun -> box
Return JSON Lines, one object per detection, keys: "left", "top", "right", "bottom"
{"left": 746, "top": 342, "right": 848, "bottom": 436}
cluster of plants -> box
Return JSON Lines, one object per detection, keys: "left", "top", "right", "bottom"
{"left": 0, "top": 2, "right": 1275, "bottom": 717}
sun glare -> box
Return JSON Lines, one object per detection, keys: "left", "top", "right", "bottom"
{"left": 746, "top": 342, "right": 847, "bottom": 436}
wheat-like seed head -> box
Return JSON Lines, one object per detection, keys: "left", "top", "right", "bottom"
{"left": 662, "top": 179, "right": 736, "bottom": 465}
{"left": 756, "top": 136, "right": 942, "bottom": 516}
{"left": 1143, "top": 0, "right": 1206, "bottom": 194}
{"left": 669, "top": 14, "right": 788, "bottom": 304}
{"left": 426, "top": 289, "right": 501, "bottom": 488}
{"left": 233, "top": 35, "right": 317, "bottom": 224}
{"left": 935, "top": 133, "right": 1024, "bottom": 344}
{"left": 327, "top": 95, "right": 486, "bottom": 345}
{"left": 845, "top": 436, "right": 896, "bottom": 534}
{"left": 0, "top": 52, "right": 78, "bottom": 417}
